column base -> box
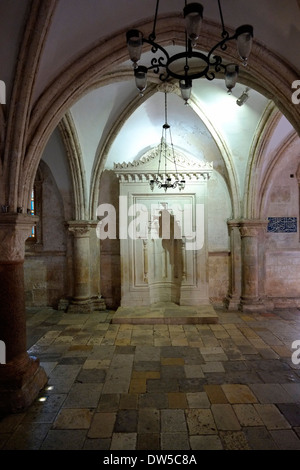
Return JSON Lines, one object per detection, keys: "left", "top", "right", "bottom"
{"left": 239, "top": 297, "right": 266, "bottom": 313}
{"left": 92, "top": 296, "right": 106, "bottom": 311}
{"left": 67, "top": 297, "right": 106, "bottom": 313}
{"left": 224, "top": 295, "right": 241, "bottom": 311}
{"left": 0, "top": 354, "right": 48, "bottom": 417}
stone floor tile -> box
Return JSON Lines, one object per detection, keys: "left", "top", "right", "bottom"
{"left": 232, "top": 404, "right": 263, "bottom": 426}
{"left": 272, "top": 345, "right": 293, "bottom": 357}
{"left": 129, "top": 378, "right": 147, "bottom": 394}
{"left": 131, "top": 370, "right": 160, "bottom": 380}
{"left": 249, "top": 383, "right": 293, "bottom": 403}
{"left": 243, "top": 426, "right": 278, "bottom": 450}
{"left": 53, "top": 408, "right": 94, "bottom": 429}
{"left": 0, "top": 413, "right": 25, "bottom": 433}
{"left": 161, "top": 357, "right": 185, "bottom": 366}
{"left": 189, "top": 435, "right": 223, "bottom": 450}
{"left": 204, "top": 384, "right": 228, "bottom": 404}
{"left": 184, "top": 364, "right": 205, "bottom": 378}
{"left": 40, "top": 429, "right": 87, "bottom": 450}
{"left": 119, "top": 393, "right": 138, "bottom": 409}
{"left": 83, "top": 438, "right": 111, "bottom": 450}
{"left": 211, "top": 404, "right": 241, "bottom": 431}
{"left": 97, "top": 393, "right": 120, "bottom": 411}
{"left": 201, "top": 362, "right": 225, "bottom": 373}
{"left": 281, "top": 383, "right": 300, "bottom": 402}
{"left": 63, "top": 383, "right": 103, "bottom": 408}
{"left": 257, "top": 369, "right": 300, "bottom": 383}
{"left": 76, "top": 368, "right": 106, "bottom": 383}
{"left": 102, "top": 353, "right": 134, "bottom": 393}
{"left": 161, "top": 409, "right": 187, "bottom": 433}
{"left": 186, "top": 392, "right": 210, "bottom": 409}
{"left": 178, "top": 378, "right": 206, "bottom": 392}
{"left": 254, "top": 404, "right": 291, "bottom": 430}
{"left": 219, "top": 431, "right": 251, "bottom": 450}
{"left": 276, "top": 403, "right": 300, "bottom": 426}
{"left": 168, "top": 392, "right": 188, "bottom": 408}
{"left": 256, "top": 347, "right": 280, "bottom": 359}
{"left": 186, "top": 409, "right": 217, "bottom": 435}
{"left": 221, "top": 384, "right": 258, "bottom": 403}
{"left": 161, "top": 365, "right": 185, "bottom": 380}
{"left": 137, "top": 433, "right": 160, "bottom": 450}
{"left": 27, "top": 393, "right": 66, "bottom": 416}
{"left": 161, "top": 432, "right": 190, "bottom": 450}
{"left": 135, "top": 345, "right": 161, "bottom": 362}
{"left": 147, "top": 378, "right": 179, "bottom": 393}
{"left": 139, "top": 393, "right": 168, "bottom": 409}
{"left": 138, "top": 409, "right": 160, "bottom": 433}
{"left": 133, "top": 361, "right": 161, "bottom": 372}
{"left": 270, "top": 430, "right": 300, "bottom": 450}
{"left": 2, "top": 423, "right": 52, "bottom": 450}
{"left": 87, "top": 412, "right": 116, "bottom": 438}
{"left": 110, "top": 432, "right": 137, "bottom": 450}
{"left": 114, "top": 409, "right": 138, "bottom": 433}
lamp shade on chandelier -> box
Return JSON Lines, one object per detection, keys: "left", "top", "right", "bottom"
{"left": 126, "top": 0, "right": 253, "bottom": 103}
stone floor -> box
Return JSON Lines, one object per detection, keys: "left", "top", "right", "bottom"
{"left": 1, "top": 306, "right": 300, "bottom": 451}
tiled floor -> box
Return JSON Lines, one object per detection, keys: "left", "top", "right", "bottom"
{"left": 1, "top": 306, "right": 300, "bottom": 450}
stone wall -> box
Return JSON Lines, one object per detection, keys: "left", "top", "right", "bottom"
{"left": 24, "top": 160, "right": 71, "bottom": 308}
{"left": 208, "top": 252, "right": 230, "bottom": 306}
{"left": 262, "top": 144, "right": 300, "bottom": 307}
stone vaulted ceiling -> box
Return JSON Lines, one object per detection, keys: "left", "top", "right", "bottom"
{"left": 0, "top": 0, "right": 300, "bottom": 218}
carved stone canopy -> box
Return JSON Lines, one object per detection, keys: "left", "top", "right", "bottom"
{"left": 114, "top": 145, "right": 213, "bottom": 183}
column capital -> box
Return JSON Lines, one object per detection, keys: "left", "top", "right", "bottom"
{"left": 227, "top": 219, "right": 242, "bottom": 227}
{"left": 239, "top": 219, "right": 268, "bottom": 237}
{"left": 67, "top": 220, "right": 96, "bottom": 237}
{"left": 0, "top": 213, "right": 38, "bottom": 262}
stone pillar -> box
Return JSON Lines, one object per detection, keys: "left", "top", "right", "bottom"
{"left": 0, "top": 214, "right": 47, "bottom": 415}
{"left": 239, "top": 219, "right": 267, "bottom": 312}
{"left": 68, "top": 221, "right": 105, "bottom": 313}
{"left": 225, "top": 219, "right": 242, "bottom": 310}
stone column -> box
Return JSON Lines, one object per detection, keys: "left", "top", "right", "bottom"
{"left": 239, "top": 219, "right": 267, "bottom": 312}
{"left": 0, "top": 214, "right": 47, "bottom": 415}
{"left": 68, "top": 221, "right": 105, "bottom": 313}
{"left": 225, "top": 219, "right": 242, "bottom": 310}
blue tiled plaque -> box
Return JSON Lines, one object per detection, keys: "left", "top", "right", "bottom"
{"left": 267, "top": 217, "right": 297, "bottom": 233}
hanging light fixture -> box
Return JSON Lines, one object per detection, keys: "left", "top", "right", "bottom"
{"left": 236, "top": 87, "right": 250, "bottom": 106}
{"left": 150, "top": 92, "right": 185, "bottom": 192}
{"left": 126, "top": 0, "right": 253, "bottom": 103}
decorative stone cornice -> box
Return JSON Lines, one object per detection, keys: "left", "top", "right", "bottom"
{"left": 114, "top": 146, "right": 213, "bottom": 183}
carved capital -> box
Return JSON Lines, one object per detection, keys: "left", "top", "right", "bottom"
{"left": 239, "top": 219, "right": 268, "bottom": 238}
{"left": 67, "top": 220, "right": 94, "bottom": 237}
{"left": 0, "top": 214, "right": 38, "bottom": 262}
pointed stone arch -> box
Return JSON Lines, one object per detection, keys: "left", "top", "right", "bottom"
{"left": 243, "top": 101, "right": 282, "bottom": 219}
{"left": 58, "top": 112, "right": 87, "bottom": 220}
{"left": 20, "top": 14, "right": 300, "bottom": 215}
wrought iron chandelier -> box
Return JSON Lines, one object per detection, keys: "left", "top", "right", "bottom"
{"left": 126, "top": 0, "right": 253, "bottom": 103}
{"left": 149, "top": 91, "right": 185, "bottom": 192}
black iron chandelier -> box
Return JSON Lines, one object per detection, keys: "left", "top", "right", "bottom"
{"left": 149, "top": 91, "right": 185, "bottom": 192}
{"left": 126, "top": 0, "right": 253, "bottom": 103}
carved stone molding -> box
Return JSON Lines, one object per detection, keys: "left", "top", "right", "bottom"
{"left": 114, "top": 147, "right": 213, "bottom": 183}
{"left": 239, "top": 219, "right": 267, "bottom": 238}
{"left": 0, "top": 214, "right": 38, "bottom": 262}
{"left": 67, "top": 220, "right": 95, "bottom": 237}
